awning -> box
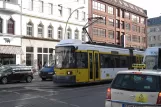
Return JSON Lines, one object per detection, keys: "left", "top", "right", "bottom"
{"left": 0, "top": 46, "right": 23, "bottom": 55}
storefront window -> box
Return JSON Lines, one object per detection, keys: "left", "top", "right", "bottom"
{"left": 26, "top": 47, "right": 34, "bottom": 66}
{"left": 26, "top": 54, "right": 34, "bottom": 66}
{"left": 0, "top": 54, "right": 16, "bottom": 65}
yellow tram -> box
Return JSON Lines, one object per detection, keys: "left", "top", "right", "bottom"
{"left": 53, "top": 39, "right": 144, "bottom": 85}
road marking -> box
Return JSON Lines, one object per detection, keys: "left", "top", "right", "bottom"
{"left": 0, "top": 94, "right": 54, "bottom": 104}
{"left": 24, "top": 87, "right": 58, "bottom": 93}
{"left": 0, "top": 96, "right": 40, "bottom": 104}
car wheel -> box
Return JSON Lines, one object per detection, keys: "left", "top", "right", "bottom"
{"left": 26, "top": 76, "right": 32, "bottom": 83}
{"left": 1, "top": 77, "right": 8, "bottom": 84}
{"left": 42, "top": 78, "right": 46, "bottom": 81}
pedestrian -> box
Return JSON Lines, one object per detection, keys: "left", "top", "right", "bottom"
{"left": 43, "top": 61, "right": 47, "bottom": 67}
{"left": 38, "top": 61, "right": 42, "bottom": 70}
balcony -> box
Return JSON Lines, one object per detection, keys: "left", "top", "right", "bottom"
{"left": 0, "top": 1, "right": 20, "bottom": 14}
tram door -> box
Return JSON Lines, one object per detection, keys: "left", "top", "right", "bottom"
{"left": 88, "top": 51, "right": 100, "bottom": 82}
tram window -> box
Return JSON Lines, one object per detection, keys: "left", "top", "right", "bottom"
{"left": 76, "top": 52, "right": 88, "bottom": 68}
{"left": 100, "top": 54, "right": 113, "bottom": 68}
{"left": 114, "top": 56, "right": 120, "bottom": 68}
{"left": 133, "top": 56, "right": 136, "bottom": 63}
{"left": 120, "top": 56, "right": 128, "bottom": 68}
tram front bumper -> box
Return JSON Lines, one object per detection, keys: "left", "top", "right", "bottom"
{"left": 52, "top": 75, "right": 76, "bottom": 84}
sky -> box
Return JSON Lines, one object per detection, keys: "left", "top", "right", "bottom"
{"left": 124, "top": 0, "right": 161, "bottom": 18}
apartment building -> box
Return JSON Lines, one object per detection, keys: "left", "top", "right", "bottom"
{"left": 88, "top": 0, "right": 147, "bottom": 49}
{"left": 0, "top": 0, "right": 88, "bottom": 69}
{"left": 147, "top": 16, "right": 161, "bottom": 47}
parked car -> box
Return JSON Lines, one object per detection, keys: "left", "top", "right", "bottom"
{"left": 0, "top": 65, "right": 33, "bottom": 84}
{"left": 39, "top": 63, "right": 54, "bottom": 81}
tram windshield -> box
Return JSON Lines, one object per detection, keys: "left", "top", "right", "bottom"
{"left": 144, "top": 56, "right": 157, "bottom": 69}
{"left": 55, "top": 46, "right": 76, "bottom": 68}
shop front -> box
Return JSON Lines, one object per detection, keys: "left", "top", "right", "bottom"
{"left": 0, "top": 36, "right": 23, "bottom": 65}
{"left": 21, "top": 37, "right": 58, "bottom": 70}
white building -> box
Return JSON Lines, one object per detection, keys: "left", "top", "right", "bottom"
{"left": 147, "top": 16, "right": 161, "bottom": 47}
{"left": 0, "top": 0, "right": 88, "bottom": 69}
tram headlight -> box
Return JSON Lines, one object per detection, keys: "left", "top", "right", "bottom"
{"left": 67, "top": 71, "right": 72, "bottom": 75}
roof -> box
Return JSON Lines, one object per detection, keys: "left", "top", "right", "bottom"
{"left": 117, "top": 70, "right": 161, "bottom": 76}
{"left": 148, "top": 16, "right": 161, "bottom": 26}
{"left": 100, "top": 0, "right": 147, "bottom": 17}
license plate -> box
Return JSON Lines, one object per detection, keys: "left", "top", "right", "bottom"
{"left": 123, "top": 104, "right": 143, "bottom": 107}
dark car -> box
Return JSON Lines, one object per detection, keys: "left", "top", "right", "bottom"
{"left": 0, "top": 65, "right": 33, "bottom": 84}
{"left": 39, "top": 63, "right": 54, "bottom": 81}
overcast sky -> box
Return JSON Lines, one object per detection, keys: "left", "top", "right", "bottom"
{"left": 124, "top": 0, "right": 161, "bottom": 18}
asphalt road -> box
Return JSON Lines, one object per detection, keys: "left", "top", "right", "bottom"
{"left": 0, "top": 76, "right": 110, "bottom": 107}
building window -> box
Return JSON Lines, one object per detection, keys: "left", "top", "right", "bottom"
{"left": 137, "top": 26, "right": 140, "bottom": 33}
{"left": 0, "top": 18, "right": 3, "bottom": 33}
{"left": 121, "top": 21, "right": 124, "bottom": 29}
{"left": 58, "top": 26, "right": 63, "bottom": 39}
{"left": 108, "top": 30, "right": 114, "bottom": 39}
{"left": 108, "top": 6, "right": 113, "bottom": 14}
{"left": 26, "top": 47, "right": 34, "bottom": 66}
{"left": 93, "top": 14, "right": 106, "bottom": 25}
{"left": 93, "top": 1, "right": 105, "bottom": 12}
{"left": 82, "top": 31, "right": 85, "bottom": 41}
{"left": 125, "top": 12, "right": 130, "bottom": 19}
{"left": 140, "top": 18, "right": 145, "bottom": 24}
{"left": 108, "top": 18, "right": 114, "bottom": 26}
{"left": 7, "top": 18, "right": 14, "bottom": 34}
{"left": 75, "top": 29, "right": 79, "bottom": 39}
{"left": 39, "top": 1, "right": 43, "bottom": 13}
{"left": 67, "top": 28, "right": 72, "bottom": 39}
{"left": 150, "top": 28, "right": 156, "bottom": 32}
{"left": 48, "top": 3, "right": 53, "bottom": 14}
{"left": 38, "top": 23, "right": 44, "bottom": 37}
{"left": 75, "top": 10, "right": 79, "bottom": 19}
{"left": 125, "top": 23, "right": 130, "bottom": 31}
{"left": 27, "top": 21, "right": 33, "bottom": 36}
{"left": 28, "top": 0, "right": 33, "bottom": 10}
{"left": 116, "top": 8, "right": 119, "bottom": 17}
{"left": 132, "top": 35, "right": 138, "bottom": 42}
{"left": 120, "top": 9, "right": 124, "bottom": 18}
{"left": 116, "top": 20, "right": 120, "bottom": 28}
{"left": 93, "top": 28, "right": 106, "bottom": 37}
{"left": 141, "top": 27, "right": 145, "bottom": 33}
{"left": 58, "top": 5, "right": 63, "bottom": 16}
{"left": 116, "top": 31, "right": 120, "bottom": 40}
{"left": 126, "top": 34, "right": 131, "bottom": 41}
{"left": 48, "top": 25, "right": 53, "bottom": 38}
{"left": 82, "top": 11, "right": 85, "bottom": 21}
{"left": 132, "top": 14, "right": 139, "bottom": 23}
{"left": 132, "top": 25, "right": 137, "bottom": 32}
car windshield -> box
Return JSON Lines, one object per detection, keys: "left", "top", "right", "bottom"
{"left": 144, "top": 56, "right": 157, "bottom": 69}
{"left": 0, "top": 66, "right": 11, "bottom": 72}
{"left": 55, "top": 46, "right": 76, "bottom": 68}
{"left": 111, "top": 74, "right": 161, "bottom": 92}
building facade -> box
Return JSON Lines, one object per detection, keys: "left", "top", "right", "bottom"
{"left": 0, "top": 0, "right": 22, "bottom": 65}
{"left": 0, "top": 0, "right": 88, "bottom": 69}
{"left": 147, "top": 16, "right": 161, "bottom": 47}
{"left": 89, "top": 0, "right": 147, "bottom": 49}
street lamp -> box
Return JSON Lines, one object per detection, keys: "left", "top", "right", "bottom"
{"left": 63, "top": 6, "right": 85, "bottom": 39}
